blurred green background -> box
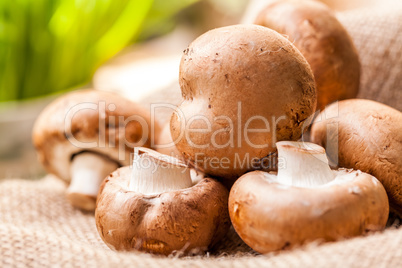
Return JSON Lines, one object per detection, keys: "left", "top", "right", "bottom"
{"left": 0, "top": 0, "right": 248, "bottom": 177}
{"left": 0, "top": 0, "right": 200, "bottom": 102}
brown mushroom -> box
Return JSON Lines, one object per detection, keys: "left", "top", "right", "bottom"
{"left": 95, "top": 147, "right": 230, "bottom": 255}
{"left": 229, "top": 141, "right": 389, "bottom": 253}
{"left": 170, "top": 24, "right": 316, "bottom": 181}
{"left": 32, "top": 89, "right": 158, "bottom": 211}
{"left": 254, "top": 0, "right": 360, "bottom": 111}
{"left": 311, "top": 99, "right": 402, "bottom": 215}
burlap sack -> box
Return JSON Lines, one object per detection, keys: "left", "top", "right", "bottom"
{"left": 1, "top": 3, "right": 401, "bottom": 267}
{"left": 337, "top": 4, "right": 402, "bottom": 111}
{"left": 1, "top": 176, "right": 401, "bottom": 267}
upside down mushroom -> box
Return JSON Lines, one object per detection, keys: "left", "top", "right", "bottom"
{"left": 33, "top": 90, "right": 157, "bottom": 211}
{"left": 229, "top": 141, "right": 389, "bottom": 253}
{"left": 311, "top": 99, "right": 402, "bottom": 215}
{"left": 95, "top": 148, "right": 230, "bottom": 255}
{"left": 254, "top": 0, "right": 360, "bottom": 111}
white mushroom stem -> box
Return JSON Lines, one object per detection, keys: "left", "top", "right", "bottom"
{"left": 277, "top": 141, "right": 335, "bottom": 188}
{"left": 67, "top": 153, "right": 119, "bottom": 211}
{"left": 129, "top": 148, "right": 193, "bottom": 194}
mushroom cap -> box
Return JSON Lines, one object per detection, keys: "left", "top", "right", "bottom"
{"left": 95, "top": 166, "right": 230, "bottom": 255}
{"left": 311, "top": 99, "right": 402, "bottom": 214}
{"left": 32, "top": 89, "right": 157, "bottom": 182}
{"left": 229, "top": 169, "right": 389, "bottom": 253}
{"left": 255, "top": 0, "right": 360, "bottom": 111}
{"left": 171, "top": 24, "right": 316, "bottom": 179}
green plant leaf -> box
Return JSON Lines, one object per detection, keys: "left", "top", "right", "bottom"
{"left": 0, "top": 0, "right": 198, "bottom": 102}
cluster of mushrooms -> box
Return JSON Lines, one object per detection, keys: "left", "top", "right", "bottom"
{"left": 33, "top": 0, "right": 401, "bottom": 256}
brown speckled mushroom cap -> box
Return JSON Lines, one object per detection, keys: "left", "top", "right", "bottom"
{"left": 229, "top": 169, "right": 389, "bottom": 253}
{"left": 311, "top": 99, "right": 402, "bottom": 214}
{"left": 95, "top": 166, "right": 230, "bottom": 255}
{"left": 171, "top": 24, "right": 316, "bottom": 180}
{"left": 255, "top": 0, "right": 360, "bottom": 111}
{"left": 33, "top": 89, "right": 157, "bottom": 182}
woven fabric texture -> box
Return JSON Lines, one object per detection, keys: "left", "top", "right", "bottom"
{"left": 337, "top": 4, "right": 402, "bottom": 111}
{"left": 1, "top": 176, "right": 401, "bottom": 268}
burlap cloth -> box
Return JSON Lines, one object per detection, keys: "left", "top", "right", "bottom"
{"left": 1, "top": 176, "right": 401, "bottom": 267}
{"left": 1, "top": 3, "right": 402, "bottom": 267}
{"left": 337, "top": 3, "right": 402, "bottom": 112}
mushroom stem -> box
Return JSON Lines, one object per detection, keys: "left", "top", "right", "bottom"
{"left": 67, "top": 153, "right": 119, "bottom": 211}
{"left": 129, "top": 148, "right": 192, "bottom": 194}
{"left": 276, "top": 141, "right": 335, "bottom": 187}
